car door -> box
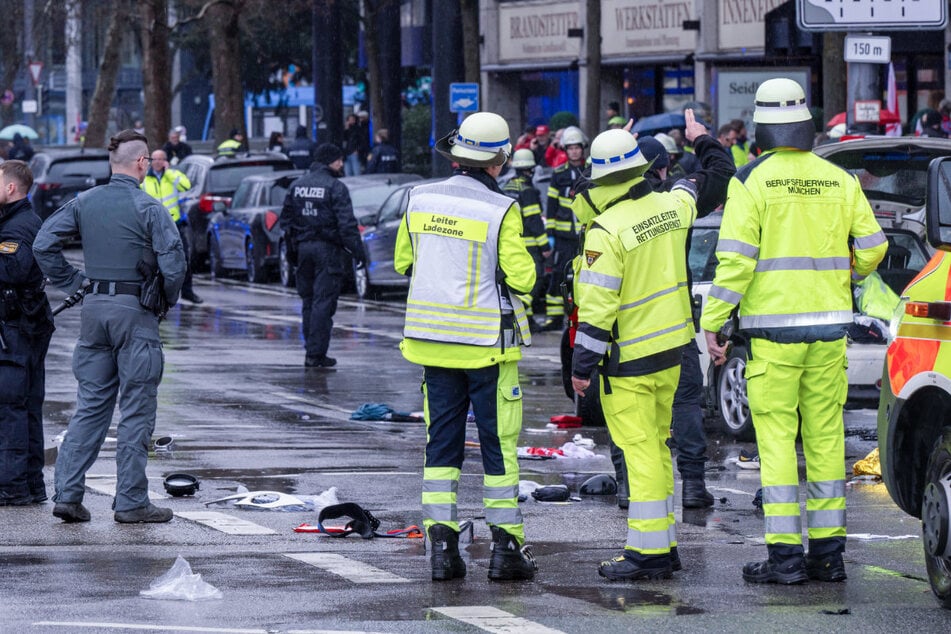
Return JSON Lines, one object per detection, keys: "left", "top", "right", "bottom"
{"left": 224, "top": 182, "right": 260, "bottom": 267}
{"left": 364, "top": 187, "right": 409, "bottom": 286}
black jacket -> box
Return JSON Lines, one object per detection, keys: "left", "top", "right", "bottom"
{"left": 163, "top": 140, "right": 193, "bottom": 163}
{"left": 0, "top": 197, "right": 53, "bottom": 330}
{"left": 365, "top": 143, "right": 399, "bottom": 173}
{"left": 279, "top": 164, "right": 364, "bottom": 261}
{"left": 287, "top": 128, "right": 317, "bottom": 170}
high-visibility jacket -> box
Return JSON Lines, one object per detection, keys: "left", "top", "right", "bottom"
{"left": 395, "top": 175, "right": 536, "bottom": 369}
{"left": 700, "top": 149, "right": 888, "bottom": 342}
{"left": 502, "top": 173, "right": 547, "bottom": 254}
{"left": 731, "top": 141, "right": 750, "bottom": 167}
{"left": 217, "top": 138, "right": 242, "bottom": 157}
{"left": 141, "top": 168, "right": 191, "bottom": 223}
{"left": 571, "top": 177, "right": 699, "bottom": 379}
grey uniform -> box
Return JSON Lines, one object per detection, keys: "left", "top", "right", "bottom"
{"left": 33, "top": 173, "right": 186, "bottom": 512}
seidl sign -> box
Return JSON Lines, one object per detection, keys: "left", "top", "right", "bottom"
{"left": 716, "top": 68, "right": 811, "bottom": 140}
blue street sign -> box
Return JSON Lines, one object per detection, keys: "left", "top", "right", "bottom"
{"left": 450, "top": 83, "right": 479, "bottom": 113}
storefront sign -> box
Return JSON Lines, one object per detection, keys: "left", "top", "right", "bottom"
{"left": 718, "top": 0, "right": 785, "bottom": 50}
{"left": 601, "top": 0, "right": 697, "bottom": 56}
{"left": 716, "top": 68, "right": 810, "bottom": 137}
{"left": 498, "top": 2, "right": 582, "bottom": 62}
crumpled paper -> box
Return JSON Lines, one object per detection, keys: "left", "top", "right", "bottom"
{"left": 140, "top": 556, "right": 222, "bottom": 601}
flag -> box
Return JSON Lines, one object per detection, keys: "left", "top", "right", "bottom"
{"left": 885, "top": 63, "right": 902, "bottom": 137}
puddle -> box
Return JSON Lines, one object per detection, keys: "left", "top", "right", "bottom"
{"left": 545, "top": 584, "right": 704, "bottom": 615}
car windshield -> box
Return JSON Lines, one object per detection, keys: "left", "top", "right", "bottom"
{"left": 689, "top": 227, "right": 720, "bottom": 283}
{"left": 824, "top": 147, "right": 939, "bottom": 207}
{"left": 230, "top": 181, "right": 254, "bottom": 208}
{"left": 348, "top": 185, "right": 401, "bottom": 208}
{"left": 208, "top": 162, "right": 291, "bottom": 194}
{"left": 47, "top": 158, "right": 110, "bottom": 180}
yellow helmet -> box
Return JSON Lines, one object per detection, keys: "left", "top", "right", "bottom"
{"left": 435, "top": 112, "right": 512, "bottom": 167}
{"left": 753, "top": 78, "right": 811, "bottom": 125}
{"left": 589, "top": 129, "right": 648, "bottom": 182}
{"left": 511, "top": 149, "right": 536, "bottom": 169}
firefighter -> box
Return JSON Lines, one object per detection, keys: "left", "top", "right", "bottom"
{"left": 217, "top": 128, "right": 244, "bottom": 157}
{"left": 502, "top": 149, "right": 549, "bottom": 325}
{"left": 700, "top": 78, "right": 888, "bottom": 584}
{"left": 395, "top": 112, "right": 538, "bottom": 582}
{"left": 570, "top": 110, "right": 710, "bottom": 580}
{"left": 541, "top": 125, "right": 588, "bottom": 331}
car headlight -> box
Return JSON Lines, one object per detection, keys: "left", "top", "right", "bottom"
{"left": 887, "top": 296, "right": 909, "bottom": 343}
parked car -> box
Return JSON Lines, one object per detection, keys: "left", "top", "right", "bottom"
{"left": 353, "top": 177, "right": 446, "bottom": 299}
{"left": 559, "top": 136, "right": 949, "bottom": 432}
{"left": 878, "top": 152, "right": 951, "bottom": 608}
{"left": 205, "top": 170, "right": 303, "bottom": 283}
{"left": 276, "top": 173, "right": 423, "bottom": 289}
{"left": 177, "top": 153, "right": 294, "bottom": 271}
{"left": 28, "top": 149, "right": 111, "bottom": 220}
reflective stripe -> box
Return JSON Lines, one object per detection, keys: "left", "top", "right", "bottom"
{"left": 483, "top": 485, "right": 518, "bottom": 500}
{"left": 455, "top": 133, "right": 508, "bottom": 154}
{"left": 807, "top": 508, "right": 846, "bottom": 529}
{"left": 578, "top": 269, "right": 622, "bottom": 291}
{"left": 709, "top": 284, "right": 743, "bottom": 305}
{"left": 807, "top": 480, "right": 846, "bottom": 500}
{"left": 558, "top": 196, "right": 573, "bottom": 207}
{"left": 854, "top": 230, "right": 887, "bottom": 250}
{"left": 522, "top": 204, "right": 542, "bottom": 216}
{"left": 717, "top": 238, "right": 759, "bottom": 259}
{"left": 765, "top": 514, "right": 802, "bottom": 535}
{"left": 591, "top": 144, "right": 642, "bottom": 166}
{"left": 763, "top": 485, "right": 799, "bottom": 504}
{"left": 619, "top": 282, "right": 686, "bottom": 311}
{"left": 740, "top": 310, "right": 853, "bottom": 329}
{"left": 485, "top": 507, "right": 523, "bottom": 526}
{"left": 616, "top": 319, "right": 692, "bottom": 348}
{"left": 626, "top": 528, "right": 671, "bottom": 550}
{"left": 423, "top": 504, "right": 457, "bottom": 523}
{"left": 628, "top": 499, "right": 668, "bottom": 520}
{"left": 574, "top": 331, "right": 608, "bottom": 355}
{"left": 670, "top": 180, "right": 697, "bottom": 201}
{"left": 423, "top": 480, "right": 458, "bottom": 494}
{"left": 755, "top": 256, "right": 850, "bottom": 272}
{"left": 547, "top": 187, "right": 558, "bottom": 198}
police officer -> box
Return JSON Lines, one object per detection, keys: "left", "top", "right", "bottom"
{"left": 34, "top": 129, "right": 187, "bottom": 524}
{"left": 700, "top": 79, "right": 888, "bottom": 584}
{"left": 141, "top": 149, "right": 202, "bottom": 304}
{"left": 541, "top": 125, "right": 588, "bottom": 331}
{"left": 395, "top": 112, "right": 538, "bottom": 582}
{"left": 287, "top": 125, "right": 316, "bottom": 170}
{"left": 217, "top": 127, "right": 244, "bottom": 157}
{"left": 365, "top": 129, "right": 399, "bottom": 174}
{"left": 280, "top": 143, "right": 364, "bottom": 368}
{"left": 571, "top": 111, "right": 709, "bottom": 581}
{"left": 502, "top": 148, "right": 549, "bottom": 326}
{"left": 0, "top": 161, "right": 54, "bottom": 506}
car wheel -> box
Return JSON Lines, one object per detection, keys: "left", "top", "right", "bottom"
{"left": 209, "top": 235, "right": 225, "bottom": 281}
{"left": 279, "top": 240, "right": 296, "bottom": 288}
{"left": 559, "top": 327, "right": 605, "bottom": 426}
{"left": 923, "top": 430, "right": 951, "bottom": 608}
{"left": 245, "top": 240, "right": 270, "bottom": 284}
{"left": 716, "top": 345, "right": 755, "bottom": 440}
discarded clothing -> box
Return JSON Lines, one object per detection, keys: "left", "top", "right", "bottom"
{"left": 350, "top": 402, "right": 422, "bottom": 422}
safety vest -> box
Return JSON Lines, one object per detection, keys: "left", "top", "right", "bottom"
{"left": 573, "top": 179, "right": 697, "bottom": 373}
{"left": 217, "top": 138, "right": 242, "bottom": 157}
{"left": 731, "top": 141, "right": 750, "bottom": 167}
{"left": 141, "top": 168, "right": 191, "bottom": 223}
{"left": 700, "top": 149, "right": 888, "bottom": 340}
{"left": 403, "top": 178, "right": 530, "bottom": 347}
{"left": 502, "top": 175, "right": 547, "bottom": 251}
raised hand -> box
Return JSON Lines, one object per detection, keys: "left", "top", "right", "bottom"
{"left": 684, "top": 108, "right": 707, "bottom": 143}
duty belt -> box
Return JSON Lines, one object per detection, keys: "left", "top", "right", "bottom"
{"left": 89, "top": 281, "right": 141, "bottom": 296}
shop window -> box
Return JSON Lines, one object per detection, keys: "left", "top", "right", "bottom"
{"left": 521, "top": 71, "right": 579, "bottom": 126}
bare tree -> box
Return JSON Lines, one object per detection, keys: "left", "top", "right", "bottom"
{"left": 85, "top": 0, "right": 128, "bottom": 148}
{"left": 139, "top": 0, "right": 172, "bottom": 148}
{"left": 206, "top": 0, "right": 245, "bottom": 144}
{"left": 459, "top": 0, "right": 480, "bottom": 84}
{"left": 582, "top": 0, "right": 601, "bottom": 138}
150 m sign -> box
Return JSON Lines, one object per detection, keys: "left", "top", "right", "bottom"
{"left": 844, "top": 35, "right": 890, "bottom": 64}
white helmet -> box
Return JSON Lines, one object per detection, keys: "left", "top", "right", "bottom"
{"left": 589, "top": 129, "right": 648, "bottom": 182}
{"left": 435, "top": 112, "right": 512, "bottom": 167}
{"left": 753, "top": 78, "right": 811, "bottom": 125}
{"left": 561, "top": 126, "right": 587, "bottom": 148}
{"left": 511, "top": 148, "right": 536, "bottom": 169}
{"left": 653, "top": 132, "right": 680, "bottom": 156}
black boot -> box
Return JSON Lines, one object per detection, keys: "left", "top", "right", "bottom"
{"left": 599, "top": 551, "right": 673, "bottom": 581}
{"left": 806, "top": 538, "right": 847, "bottom": 582}
{"left": 428, "top": 525, "right": 466, "bottom": 581}
{"left": 610, "top": 442, "right": 629, "bottom": 510}
{"left": 670, "top": 546, "right": 682, "bottom": 572}
{"left": 682, "top": 479, "right": 714, "bottom": 508}
{"left": 742, "top": 553, "right": 808, "bottom": 585}
{"left": 488, "top": 526, "right": 536, "bottom": 581}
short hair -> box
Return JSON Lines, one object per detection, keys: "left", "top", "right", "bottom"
{"left": 0, "top": 160, "right": 33, "bottom": 192}
{"left": 729, "top": 119, "right": 746, "bottom": 131}
{"left": 108, "top": 129, "right": 149, "bottom": 166}
{"left": 717, "top": 124, "right": 735, "bottom": 138}
{"left": 377, "top": 128, "right": 389, "bottom": 143}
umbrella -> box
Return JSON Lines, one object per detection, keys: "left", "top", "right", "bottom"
{"left": 0, "top": 124, "right": 38, "bottom": 140}
{"left": 826, "top": 110, "right": 900, "bottom": 128}
{"left": 631, "top": 112, "right": 686, "bottom": 134}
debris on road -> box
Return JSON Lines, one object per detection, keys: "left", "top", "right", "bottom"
{"left": 140, "top": 556, "right": 222, "bottom": 601}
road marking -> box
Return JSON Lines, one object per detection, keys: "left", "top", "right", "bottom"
{"left": 175, "top": 511, "right": 276, "bottom": 535}
{"left": 284, "top": 553, "right": 411, "bottom": 584}
{"left": 85, "top": 474, "right": 168, "bottom": 500}
{"left": 432, "top": 606, "right": 566, "bottom": 634}
{"left": 710, "top": 486, "right": 752, "bottom": 496}
{"left": 33, "top": 623, "right": 266, "bottom": 633}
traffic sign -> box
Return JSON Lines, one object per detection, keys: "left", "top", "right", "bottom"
{"left": 21, "top": 100, "right": 37, "bottom": 114}
{"left": 450, "top": 83, "right": 479, "bottom": 113}
{"left": 844, "top": 36, "right": 891, "bottom": 64}
{"left": 854, "top": 100, "right": 880, "bottom": 124}
{"left": 798, "top": 0, "right": 947, "bottom": 31}
{"left": 28, "top": 61, "right": 43, "bottom": 86}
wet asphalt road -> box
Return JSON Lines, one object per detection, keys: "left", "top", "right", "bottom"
{"left": 3, "top": 256, "right": 951, "bottom": 633}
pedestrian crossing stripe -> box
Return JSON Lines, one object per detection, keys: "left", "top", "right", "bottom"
{"left": 432, "top": 606, "right": 566, "bottom": 634}
{"left": 33, "top": 623, "right": 383, "bottom": 634}
{"left": 283, "top": 552, "right": 411, "bottom": 584}
{"left": 176, "top": 511, "right": 277, "bottom": 535}
{"left": 85, "top": 474, "right": 168, "bottom": 500}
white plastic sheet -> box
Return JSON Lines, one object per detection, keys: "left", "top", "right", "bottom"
{"left": 140, "top": 556, "right": 222, "bottom": 601}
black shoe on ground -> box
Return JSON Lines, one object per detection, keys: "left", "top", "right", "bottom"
{"left": 0, "top": 495, "right": 31, "bottom": 506}
{"left": 31, "top": 491, "right": 49, "bottom": 503}
{"left": 429, "top": 524, "right": 466, "bottom": 581}
{"left": 488, "top": 526, "right": 537, "bottom": 581}
{"left": 670, "top": 546, "right": 682, "bottom": 572}
{"left": 305, "top": 355, "right": 337, "bottom": 368}
{"left": 599, "top": 552, "right": 672, "bottom": 581}
{"left": 806, "top": 553, "right": 847, "bottom": 582}
{"left": 181, "top": 291, "right": 204, "bottom": 304}
{"left": 53, "top": 502, "right": 91, "bottom": 523}
{"left": 742, "top": 556, "right": 808, "bottom": 584}
{"left": 114, "top": 503, "right": 173, "bottom": 523}
{"left": 682, "top": 479, "right": 714, "bottom": 509}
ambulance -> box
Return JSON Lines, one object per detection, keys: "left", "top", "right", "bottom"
{"left": 879, "top": 155, "right": 951, "bottom": 608}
